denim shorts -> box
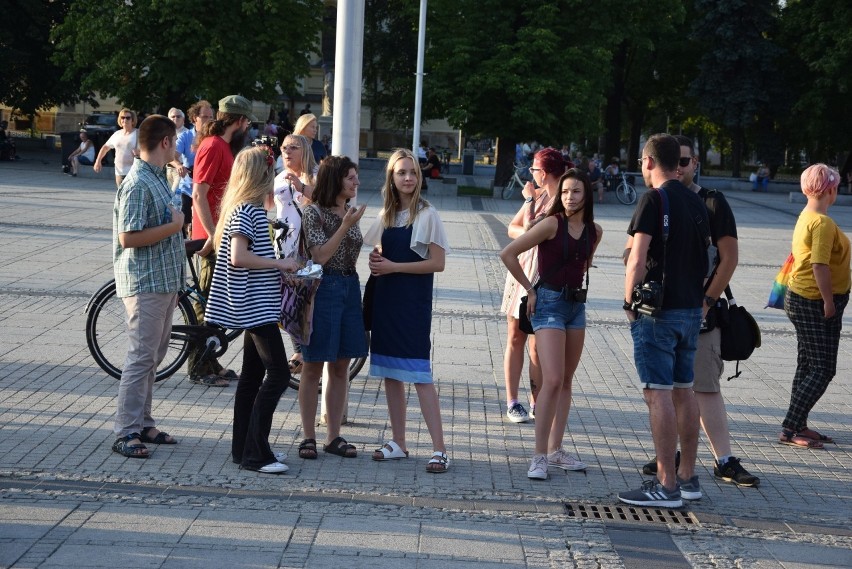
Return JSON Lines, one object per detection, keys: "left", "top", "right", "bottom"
{"left": 530, "top": 287, "right": 586, "bottom": 332}
{"left": 630, "top": 308, "right": 702, "bottom": 390}
{"left": 301, "top": 273, "right": 368, "bottom": 363}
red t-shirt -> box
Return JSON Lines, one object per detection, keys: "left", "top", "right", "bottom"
{"left": 192, "top": 136, "right": 234, "bottom": 239}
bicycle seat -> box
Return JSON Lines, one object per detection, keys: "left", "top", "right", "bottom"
{"left": 184, "top": 239, "right": 206, "bottom": 257}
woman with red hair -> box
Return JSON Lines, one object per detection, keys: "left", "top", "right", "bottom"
{"left": 779, "top": 164, "right": 850, "bottom": 448}
{"left": 500, "top": 148, "right": 566, "bottom": 424}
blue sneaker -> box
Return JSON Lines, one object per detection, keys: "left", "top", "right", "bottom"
{"left": 618, "top": 480, "right": 682, "bottom": 508}
{"left": 677, "top": 475, "right": 702, "bottom": 500}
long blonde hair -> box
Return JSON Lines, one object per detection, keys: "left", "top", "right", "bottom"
{"left": 281, "top": 134, "right": 317, "bottom": 187}
{"left": 293, "top": 113, "right": 318, "bottom": 139}
{"left": 213, "top": 146, "right": 275, "bottom": 251}
{"left": 379, "top": 148, "right": 428, "bottom": 228}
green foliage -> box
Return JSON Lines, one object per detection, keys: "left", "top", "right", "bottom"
{"left": 51, "top": 0, "right": 323, "bottom": 111}
{"left": 778, "top": 0, "right": 852, "bottom": 160}
{"left": 0, "top": 0, "right": 85, "bottom": 116}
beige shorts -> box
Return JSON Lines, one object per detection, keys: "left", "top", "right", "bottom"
{"left": 693, "top": 327, "right": 724, "bottom": 393}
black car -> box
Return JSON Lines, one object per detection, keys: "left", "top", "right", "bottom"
{"left": 83, "top": 113, "right": 119, "bottom": 135}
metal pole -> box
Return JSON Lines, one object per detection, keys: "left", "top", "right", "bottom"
{"left": 411, "top": 0, "right": 427, "bottom": 154}
{"left": 331, "top": 0, "right": 365, "bottom": 164}
{"left": 322, "top": 0, "right": 366, "bottom": 426}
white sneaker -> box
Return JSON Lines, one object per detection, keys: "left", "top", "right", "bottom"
{"left": 257, "top": 461, "right": 289, "bottom": 474}
{"left": 274, "top": 451, "right": 287, "bottom": 463}
{"left": 527, "top": 454, "right": 549, "bottom": 479}
{"left": 547, "top": 448, "right": 586, "bottom": 471}
{"left": 507, "top": 403, "right": 530, "bottom": 423}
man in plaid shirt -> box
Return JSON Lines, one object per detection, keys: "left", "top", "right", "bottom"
{"left": 111, "top": 115, "right": 185, "bottom": 459}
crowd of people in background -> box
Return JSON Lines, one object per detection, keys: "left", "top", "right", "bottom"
{"left": 100, "top": 96, "right": 846, "bottom": 505}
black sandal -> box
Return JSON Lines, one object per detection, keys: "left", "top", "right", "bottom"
{"left": 298, "top": 438, "right": 318, "bottom": 459}
{"left": 324, "top": 436, "right": 357, "bottom": 458}
{"left": 140, "top": 427, "right": 177, "bottom": 445}
{"left": 112, "top": 433, "right": 149, "bottom": 459}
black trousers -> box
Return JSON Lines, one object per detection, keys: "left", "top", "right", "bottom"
{"left": 232, "top": 323, "right": 290, "bottom": 468}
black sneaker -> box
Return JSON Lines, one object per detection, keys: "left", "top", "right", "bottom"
{"left": 618, "top": 480, "right": 682, "bottom": 508}
{"left": 714, "top": 457, "right": 760, "bottom": 487}
{"left": 641, "top": 450, "right": 680, "bottom": 475}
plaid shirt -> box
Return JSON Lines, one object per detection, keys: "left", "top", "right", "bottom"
{"left": 113, "top": 157, "right": 184, "bottom": 297}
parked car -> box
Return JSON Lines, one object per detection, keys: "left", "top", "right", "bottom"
{"left": 82, "top": 113, "right": 119, "bottom": 135}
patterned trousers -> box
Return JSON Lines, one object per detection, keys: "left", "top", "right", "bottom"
{"left": 782, "top": 290, "right": 849, "bottom": 431}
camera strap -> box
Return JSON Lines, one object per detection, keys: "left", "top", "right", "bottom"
{"left": 656, "top": 187, "right": 670, "bottom": 293}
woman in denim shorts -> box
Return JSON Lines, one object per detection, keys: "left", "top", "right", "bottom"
{"left": 298, "top": 155, "right": 368, "bottom": 460}
{"left": 500, "top": 169, "right": 603, "bottom": 480}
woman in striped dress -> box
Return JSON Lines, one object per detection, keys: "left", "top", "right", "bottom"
{"left": 205, "top": 146, "right": 300, "bottom": 474}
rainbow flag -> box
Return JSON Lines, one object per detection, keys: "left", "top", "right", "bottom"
{"left": 766, "top": 253, "right": 794, "bottom": 309}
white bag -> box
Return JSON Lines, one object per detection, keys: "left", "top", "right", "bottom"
{"left": 749, "top": 172, "right": 757, "bottom": 183}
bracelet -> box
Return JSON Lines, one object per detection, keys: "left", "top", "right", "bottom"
{"left": 526, "top": 286, "right": 535, "bottom": 294}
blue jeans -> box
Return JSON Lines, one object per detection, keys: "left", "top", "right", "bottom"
{"left": 530, "top": 288, "right": 586, "bottom": 332}
{"left": 630, "top": 308, "right": 702, "bottom": 390}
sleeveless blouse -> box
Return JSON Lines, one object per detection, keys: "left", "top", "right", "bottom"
{"left": 537, "top": 216, "right": 594, "bottom": 289}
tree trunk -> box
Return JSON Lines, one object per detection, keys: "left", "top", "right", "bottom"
{"left": 731, "top": 127, "right": 744, "bottom": 178}
{"left": 494, "top": 137, "right": 515, "bottom": 187}
{"left": 626, "top": 105, "right": 645, "bottom": 173}
{"left": 603, "top": 42, "right": 628, "bottom": 164}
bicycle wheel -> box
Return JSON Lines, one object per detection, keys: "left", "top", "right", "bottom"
{"left": 501, "top": 176, "right": 518, "bottom": 200}
{"left": 616, "top": 182, "right": 637, "bottom": 205}
{"left": 85, "top": 280, "right": 197, "bottom": 382}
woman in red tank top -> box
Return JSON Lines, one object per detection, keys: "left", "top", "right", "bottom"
{"left": 499, "top": 168, "right": 603, "bottom": 480}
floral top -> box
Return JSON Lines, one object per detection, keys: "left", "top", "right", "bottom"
{"left": 302, "top": 204, "right": 363, "bottom": 271}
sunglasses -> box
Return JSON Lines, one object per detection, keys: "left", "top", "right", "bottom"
{"left": 119, "top": 116, "right": 133, "bottom": 120}
{"left": 679, "top": 157, "right": 693, "bottom": 168}
{"left": 282, "top": 145, "right": 302, "bottom": 152}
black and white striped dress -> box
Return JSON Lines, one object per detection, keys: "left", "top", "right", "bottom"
{"left": 205, "top": 203, "right": 281, "bottom": 330}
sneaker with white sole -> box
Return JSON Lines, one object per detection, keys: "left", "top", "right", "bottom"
{"left": 677, "top": 475, "right": 701, "bottom": 500}
{"left": 256, "top": 461, "right": 289, "bottom": 474}
{"left": 618, "top": 480, "right": 682, "bottom": 508}
{"left": 507, "top": 403, "right": 529, "bottom": 423}
{"left": 527, "top": 454, "right": 549, "bottom": 479}
{"left": 547, "top": 448, "right": 586, "bottom": 471}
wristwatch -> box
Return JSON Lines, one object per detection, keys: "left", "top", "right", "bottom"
{"left": 704, "top": 295, "right": 717, "bottom": 307}
{"left": 622, "top": 300, "right": 634, "bottom": 311}
{"left": 524, "top": 196, "right": 534, "bottom": 203}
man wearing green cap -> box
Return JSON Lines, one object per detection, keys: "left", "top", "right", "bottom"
{"left": 187, "top": 95, "right": 257, "bottom": 387}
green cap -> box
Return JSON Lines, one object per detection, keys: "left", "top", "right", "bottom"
{"left": 218, "top": 95, "right": 257, "bottom": 122}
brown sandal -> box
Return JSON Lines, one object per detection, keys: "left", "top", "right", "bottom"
{"left": 298, "top": 438, "right": 317, "bottom": 459}
{"left": 779, "top": 430, "right": 824, "bottom": 449}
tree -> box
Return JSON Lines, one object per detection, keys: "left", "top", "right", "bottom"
{"left": 51, "top": 0, "right": 324, "bottom": 112}
{"left": 363, "top": 0, "right": 422, "bottom": 155}
{"left": 689, "top": 0, "right": 783, "bottom": 176}
{"left": 0, "top": 1, "right": 86, "bottom": 122}
{"left": 777, "top": 0, "right": 852, "bottom": 163}
{"left": 426, "top": 0, "right": 613, "bottom": 185}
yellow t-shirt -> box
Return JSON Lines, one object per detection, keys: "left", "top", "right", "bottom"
{"left": 789, "top": 211, "right": 851, "bottom": 300}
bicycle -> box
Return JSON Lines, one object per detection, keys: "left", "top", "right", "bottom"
{"left": 501, "top": 163, "right": 533, "bottom": 200}
{"left": 613, "top": 171, "right": 637, "bottom": 205}
{"left": 85, "top": 235, "right": 368, "bottom": 388}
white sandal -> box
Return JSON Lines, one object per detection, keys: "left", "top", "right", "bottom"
{"left": 426, "top": 451, "right": 449, "bottom": 474}
{"left": 372, "top": 440, "right": 409, "bottom": 461}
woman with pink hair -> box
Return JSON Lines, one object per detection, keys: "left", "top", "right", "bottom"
{"left": 779, "top": 164, "right": 850, "bottom": 449}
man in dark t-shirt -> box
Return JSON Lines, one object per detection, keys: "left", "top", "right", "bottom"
{"left": 619, "top": 134, "right": 710, "bottom": 509}
{"left": 636, "top": 136, "right": 760, "bottom": 488}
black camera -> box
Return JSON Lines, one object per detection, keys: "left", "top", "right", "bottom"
{"left": 252, "top": 135, "right": 278, "bottom": 148}
{"left": 630, "top": 281, "right": 663, "bottom": 316}
{"left": 566, "top": 288, "right": 587, "bottom": 303}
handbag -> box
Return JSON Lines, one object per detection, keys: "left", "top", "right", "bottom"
{"left": 765, "top": 252, "right": 793, "bottom": 309}
{"left": 280, "top": 273, "right": 321, "bottom": 345}
{"left": 719, "top": 286, "right": 761, "bottom": 380}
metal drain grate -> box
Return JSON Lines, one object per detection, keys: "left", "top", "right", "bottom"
{"left": 564, "top": 503, "right": 696, "bottom": 525}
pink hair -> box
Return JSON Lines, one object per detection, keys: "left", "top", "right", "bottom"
{"left": 801, "top": 163, "right": 839, "bottom": 198}
{"left": 534, "top": 147, "right": 566, "bottom": 176}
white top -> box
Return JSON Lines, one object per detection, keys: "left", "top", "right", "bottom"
{"left": 79, "top": 141, "right": 95, "bottom": 161}
{"left": 106, "top": 129, "right": 138, "bottom": 175}
{"left": 205, "top": 203, "right": 281, "bottom": 329}
{"left": 272, "top": 166, "right": 318, "bottom": 259}
{"left": 363, "top": 202, "right": 450, "bottom": 259}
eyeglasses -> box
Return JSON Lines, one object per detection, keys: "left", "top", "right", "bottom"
{"left": 282, "top": 145, "right": 301, "bottom": 152}
{"left": 529, "top": 167, "right": 542, "bottom": 173}
{"left": 678, "top": 157, "right": 693, "bottom": 168}
{"left": 637, "top": 157, "right": 649, "bottom": 168}
{"left": 168, "top": 115, "right": 181, "bottom": 120}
